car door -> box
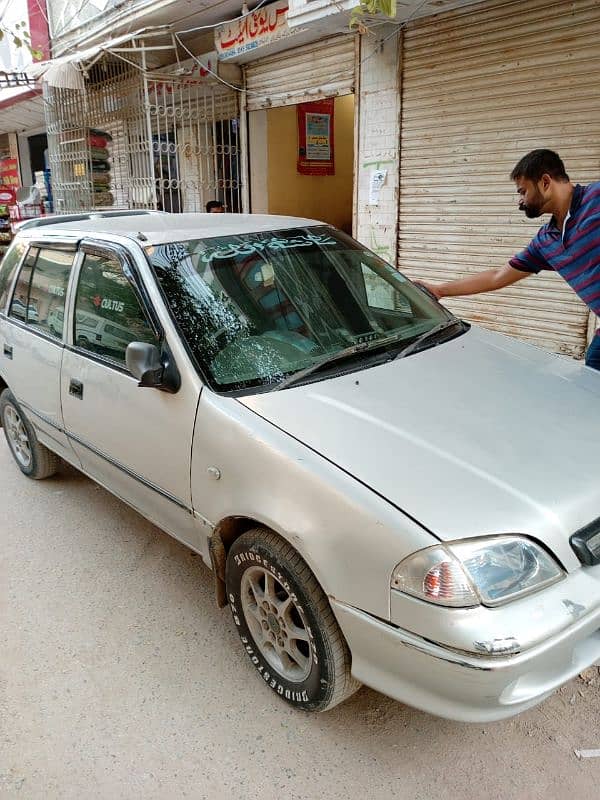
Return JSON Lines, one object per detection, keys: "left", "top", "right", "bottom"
{"left": 60, "top": 241, "right": 202, "bottom": 549}
{"left": 0, "top": 240, "right": 79, "bottom": 462}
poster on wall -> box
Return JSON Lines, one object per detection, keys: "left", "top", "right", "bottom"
{"left": 297, "top": 99, "right": 335, "bottom": 176}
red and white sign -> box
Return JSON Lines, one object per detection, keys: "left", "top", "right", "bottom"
{"left": 215, "top": 1, "right": 293, "bottom": 61}
{"left": 297, "top": 99, "right": 335, "bottom": 176}
{"left": 0, "top": 188, "right": 16, "bottom": 203}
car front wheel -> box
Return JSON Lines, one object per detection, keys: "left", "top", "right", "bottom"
{"left": 0, "top": 388, "right": 60, "bottom": 479}
{"left": 226, "top": 527, "right": 361, "bottom": 712}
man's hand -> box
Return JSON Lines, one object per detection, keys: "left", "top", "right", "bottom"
{"left": 416, "top": 281, "right": 444, "bottom": 299}
{"left": 415, "top": 265, "right": 530, "bottom": 300}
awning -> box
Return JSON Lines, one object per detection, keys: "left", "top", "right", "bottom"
{"left": 0, "top": 85, "right": 44, "bottom": 134}
{"left": 27, "top": 25, "right": 176, "bottom": 90}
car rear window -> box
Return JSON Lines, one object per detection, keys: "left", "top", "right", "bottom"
{"left": 0, "top": 242, "right": 26, "bottom": 312}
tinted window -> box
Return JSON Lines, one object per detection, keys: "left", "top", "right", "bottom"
{"left": 0, "top": 241, "right": 25, "bottom": 311}
{"left": 8, "top": 246, "right": 74, "bottom": 336}
{"left": 27, "top": 248, "right": 75, "bottom": 338}
{"left": 9, "top": 248, "right": 38, "bottom": 322}
{"left": 74, "top": 252, "right": 157, "bottom": 366}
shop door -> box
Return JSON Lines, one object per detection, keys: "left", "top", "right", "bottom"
{"left": 245, "top": 36, "right": 357, "bottom": 232}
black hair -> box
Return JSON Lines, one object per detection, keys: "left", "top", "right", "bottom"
{"left": 206, "top": 200, "right": 225, "bottom": 212}
{"left": 510, "top": 149, "right": 569, "bottom": 182}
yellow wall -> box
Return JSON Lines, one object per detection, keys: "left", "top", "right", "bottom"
{"left": 266, "top": 95, "right": 354, "bottom": 232}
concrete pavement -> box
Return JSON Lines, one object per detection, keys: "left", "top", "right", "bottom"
{"left": 1, "top": 438, "right": 599, "bottom": 799}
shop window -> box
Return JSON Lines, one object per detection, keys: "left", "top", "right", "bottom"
{"left": 74, "top": 252, "right": 157, "bottom": 366}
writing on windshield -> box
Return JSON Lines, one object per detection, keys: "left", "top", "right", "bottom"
{"left": 200, "top": 232, "right": 338, "bottom": 264}
{"left": 147, "top": 227, "right": 448, "bottom": 392}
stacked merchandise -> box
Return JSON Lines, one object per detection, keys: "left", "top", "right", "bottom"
{"left": 34, "top": 170, "right": 52, "bottom": 214}
{"left": 0, "top": 156, "right": 18, "bottom": 257}
{"left": 0, "top": 211, "right": 11, "bottom": 261}
{"left": 89, "top": 129, "right": 114, "bottom": 207}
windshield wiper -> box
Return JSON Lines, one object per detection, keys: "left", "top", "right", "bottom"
{"left": 271, "top": 341, "right": 380, "bottom": 392}
{"left": 271, "top": 320, "right": 464, "bottom": 391}
{"left": 393, "top": 319, "right": 464, "bottom": 360}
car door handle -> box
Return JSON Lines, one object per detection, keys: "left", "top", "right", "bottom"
{"left": 3, "top": 344, "right": 12, "bottom": 359}
{"left": 69, "top": 378, "right": 84, "bottom": 399}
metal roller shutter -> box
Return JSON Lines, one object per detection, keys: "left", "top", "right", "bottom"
{"left": 397, "top": 0, "right": 600, "bottom": 357}
{"left": 245, "top": 35, "right": 357, "bottom": 112}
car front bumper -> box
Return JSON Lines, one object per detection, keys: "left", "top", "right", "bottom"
{"left": 331, "top": 599, "right": 600, "bottom": 722}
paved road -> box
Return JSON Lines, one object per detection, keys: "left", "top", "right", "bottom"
{"left": 1, "top": 438, "right": 599, "bottom": 799}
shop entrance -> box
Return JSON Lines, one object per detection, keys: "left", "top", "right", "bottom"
{"left": 244, "top": 34, "right": 357, "bottom": 232}
{"left": 249, "top": 95, "right": 354, "bottom": 233}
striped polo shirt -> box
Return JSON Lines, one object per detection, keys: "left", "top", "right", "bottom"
{"left": 509, "top": 182, "right": 600, "bottom": 325}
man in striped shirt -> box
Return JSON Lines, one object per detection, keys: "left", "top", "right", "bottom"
{"left": 420, "top": 149, "right": 600, "bottom": 370}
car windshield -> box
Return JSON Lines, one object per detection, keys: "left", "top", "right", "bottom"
{"left": 146, "top": 226, "right": 455, "bottom": 392}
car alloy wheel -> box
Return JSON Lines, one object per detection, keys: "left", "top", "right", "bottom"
{"left": 226, "top": 527, "right": 361, "bottom": 712}
{"left": 0, "top": 389, "right": 60, "bottom": 479}
{"left": 240, "top": 564, "right": 313, "bottom": 683}
{"left": 4, "top": 403, "right": 32, "bottom": 468}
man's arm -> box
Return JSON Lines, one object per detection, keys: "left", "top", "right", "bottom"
{"left": 419, "top": 264, "right": 532, "bottom": 300}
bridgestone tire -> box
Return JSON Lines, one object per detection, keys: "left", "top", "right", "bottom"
{"left": 226, "top": 528, "right": 361, "bottom": 712}
{"left": 0, "top": 389, "right": 60, "bottom": 479}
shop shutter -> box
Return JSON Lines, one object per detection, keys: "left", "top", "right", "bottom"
{"left": 397, "top": 0, "right": 600, "bottom": 357}
{"left": 245, "top": 35, "right": 357, "bottom": 112}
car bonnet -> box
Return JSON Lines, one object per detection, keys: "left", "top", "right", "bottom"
{"left": 238, "top": 326, "right": 600, "bottom": 570}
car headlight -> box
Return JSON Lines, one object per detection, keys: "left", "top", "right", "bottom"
{"left": 392, "top": 536, "right": 564, "bottom": 608}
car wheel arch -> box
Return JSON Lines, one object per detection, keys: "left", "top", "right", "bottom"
{"left": 208, "top": 515, "right": 326, "bottom": 610}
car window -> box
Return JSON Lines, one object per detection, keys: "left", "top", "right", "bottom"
{"left": 8, "top": 246, "right": 75, "bottom": 336}
{"left": 74, "top": 252, "right": 157, "bottom": 366}
{"left": 75, "top": 312, "right": 99, "bottom": 328}
{"left": 9, "top": 248, "right": 38, "bottom": 323}
{"left": 26, "top": 248, "right": 75, "bottom": 339}
{"left": 147, "top": 227, "right": 451, "bottom": 391}
{"left": 0, "top": 241, "right": 26, "bottom": 311}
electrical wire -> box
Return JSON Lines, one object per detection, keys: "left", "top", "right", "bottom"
{"left": 177, "top": 0, "right": 271, "bottom": 36}
{"left": 173, "top": 0, "right": 432, "bottom": 97}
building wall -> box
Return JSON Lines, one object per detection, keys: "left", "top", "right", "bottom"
{"left": 354, "top": 25, "right": 401, "bottom": 266}
{"left": 266, "top": 94, "right": 354, "bottom": 232}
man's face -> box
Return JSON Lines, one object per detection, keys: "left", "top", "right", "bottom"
{"left": 514, "top": 176, "right": 549, "bottom": 218}
{"left": 210, "top": 206, "right": 225, "bottom": 213}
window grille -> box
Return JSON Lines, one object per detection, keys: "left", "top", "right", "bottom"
{"left": 44, "top": 49, "right": 242, "bottom": 214}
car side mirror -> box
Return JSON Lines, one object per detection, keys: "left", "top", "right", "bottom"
{"left": 125, "top": 341, "right": 181, "bottom": 393}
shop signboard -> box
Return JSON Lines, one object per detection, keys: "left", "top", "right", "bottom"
{"left": 215, "top": 1, "right": 295, "bottom": 61}
{"left": 0, "top": 157, "right": 20, "bottom": 188}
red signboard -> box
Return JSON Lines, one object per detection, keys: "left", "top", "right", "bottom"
{"left": 297, "top": 99, "right": 335, "bottom": 176}
{"left": 0, "top": 187, "right": 16, "bottom": 204}
{"left": 0, "top": 158, "right": 19, "bottom": 187}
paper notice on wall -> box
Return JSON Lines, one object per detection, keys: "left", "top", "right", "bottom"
{"left": 368, "top": 169, "right": 387, "bottom": 205}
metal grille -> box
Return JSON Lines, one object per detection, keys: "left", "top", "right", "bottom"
{"left": 44, "top": 56, "right": 242, "bottom": 215}
{"left": 397, "top": 0, "right": 600, "bottom": 357}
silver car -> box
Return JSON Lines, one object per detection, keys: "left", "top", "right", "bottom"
{"left": 0, "top": 213, "right": 599, "bottom": 722}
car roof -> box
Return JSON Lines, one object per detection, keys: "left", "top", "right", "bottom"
{"left": 16, "top": 212, "right": 327, "bottom": 246}
{"left": 13, "top": 209, "right": 162, "bottom": 232}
